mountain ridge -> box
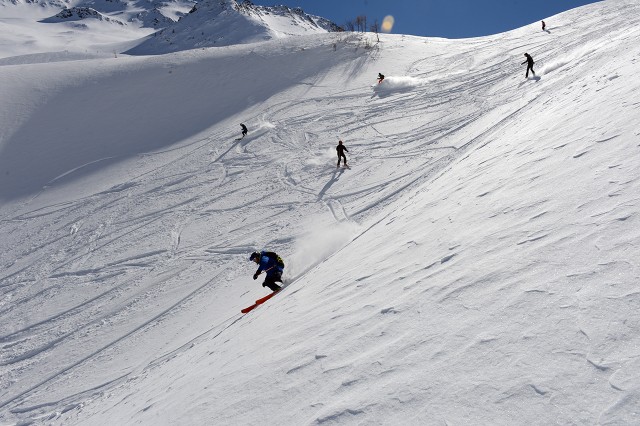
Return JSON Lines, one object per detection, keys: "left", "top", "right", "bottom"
{"left": 127, "top": 0, "right": 341, "bottom": 55}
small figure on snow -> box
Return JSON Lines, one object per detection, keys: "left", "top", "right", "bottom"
{"left": 250, "top": 251, "right": 285, "bottom": 292}
{"left": 336, "top": 140, "right": 349, "bottom": 168}
{"left": 377, "top": 73, "right": 385, "bottom": 84}
{"left": 522, "top": 53, "right": 535, "bottom": 78}
{"left": 240, "top": 123, "right": 248, "bottom": 138}
{"left": 541, "top": 20, "right": 546, "bottom": 31}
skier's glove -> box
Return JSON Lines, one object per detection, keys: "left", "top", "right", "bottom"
{"left": 253, "top": 273, "right": 259, "bottom": 280}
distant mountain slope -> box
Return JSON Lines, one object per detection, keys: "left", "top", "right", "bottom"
{"left": 40, "top": 7, "right": 126, "bottom": 25}
{"left": 0, "top": 0, "right": 338, "bottom": 60}
{"left": 0, "top": 0, "right": 69, "bottom": 6}
{"left": 126, "top": 0, "right": 341, "bottom": 55}
{"left": 0, "top": 0, "right": 193, "bottom": 31}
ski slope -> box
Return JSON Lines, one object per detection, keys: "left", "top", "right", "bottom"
{"left": 1, "top": 1, "right": 640, "bottom": 424}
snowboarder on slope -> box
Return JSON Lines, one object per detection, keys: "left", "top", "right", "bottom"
{"left": 336, "top": 140, "right": 348, "bottom": 167}
{"left": 522, "top": 53, "right": 535, "bottom": 78}
{"left": 240, "top": 123, "right": 248, "bottom": 138}
{"left": 541, "top": 20, "right": 546, "bottom": 31}
{"left": 377, "top": 73, "right": 385, "bottom": 84}
{"left": 250, "top": 251, "right": 284, "bottom": 292}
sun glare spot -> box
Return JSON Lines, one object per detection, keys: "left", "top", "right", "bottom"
{"left": 381, "top": 15, "right": 395, "bottom": 33}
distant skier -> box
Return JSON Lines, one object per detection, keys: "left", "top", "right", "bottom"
{"left": 250, "top": 251, "right": 284, "bottom": 292}
{"left": 336, "top": 140, "right": 349, "bottom": 168}
{"left": 522, "top": 53, "right": 535, "bottom": 78}
{"left": 541, "top": 20, "right": 546, "bottom": 31}
{"left": 240, "top": 123, "right": 248, "bottom": 138}
{"left": 377, "top": 73, "right": 385, "bottom": 84}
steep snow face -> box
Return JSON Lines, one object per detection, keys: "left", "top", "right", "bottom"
{"left": 1, "top": 1, "right": 640, "bottom": 425}
{"left": 244, "top": 3, "right": 340, "bottom": 33}
{"left": 131, "top": 7, "right": 175, "bottom": 28}
{"left": 126, "top": 0, "right": 340, "bottom": 55}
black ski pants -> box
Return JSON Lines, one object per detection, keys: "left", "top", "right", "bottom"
{"left": 526, "top": 64, "right": 535, "bottom": 78}
{"left": 262, "top": 272, "right": 283, "bottom": 292}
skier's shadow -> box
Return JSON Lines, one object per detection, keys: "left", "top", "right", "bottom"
{"left": 518, "top": 75, "right": 541, "bottom": 88}
{"left": 317, "top": 168, "right": 345, "bottom": 201}
{"left": 211, "top": 136, "right": 247, "bottom": 162}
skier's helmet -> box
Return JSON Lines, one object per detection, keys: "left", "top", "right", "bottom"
{"left": 249, "top": 252, "right": 260, "bottom": 261}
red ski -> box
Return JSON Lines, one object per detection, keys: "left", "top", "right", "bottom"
{"left": 241, "top": 291, "right": 279, "bottom": 314}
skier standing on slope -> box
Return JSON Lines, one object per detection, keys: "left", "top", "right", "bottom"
{"left": 250, "top": 251, "right": 284, "bottom": 292}
{"left": 541, "top": 20, "right": 546, "bottom": 31}
{"left": 240, "top": 123, "right": 248, "bottom": 138}
{"left": 522, "top": 53, "right": 535, "bottom": 78}
{"left": 336, "top": 140, "right": 349, "bottom": 168}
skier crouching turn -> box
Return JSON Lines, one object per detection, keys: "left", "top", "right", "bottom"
{"left": 249, "top": 251, "right": 285, "bottom": 292}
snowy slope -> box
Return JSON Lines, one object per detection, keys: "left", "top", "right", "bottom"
{"left": 0, "top": 2, "right": 154, "bottom": 63}
{"left": 1, "top": 0, "right": 640, "bottom": 425}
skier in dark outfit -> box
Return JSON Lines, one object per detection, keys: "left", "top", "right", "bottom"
{"left": 522, "top": 53, "right": 535, "bottom": 78}
{"left": 377, "top": 73, "right": 385, "bottom": 84}
{"left": 336, "top": 140, "right": 348, "bottom": 167}
{"left": 250, "top": 251, "right": 284, "bottom": 292}
{"left": 240, "top": 123, "right": 248, "bottom": 138}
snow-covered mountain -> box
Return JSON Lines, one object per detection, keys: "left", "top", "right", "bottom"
{"left": 40, "top": 6, "right": 126, "bottom": 25}
{"left": 0, "top": 0, "right": 177, "bottom": 62}
{"left": 0, "top": 0, "right": 339, "bottom": 60}
{"left": 127, "top": 0, "right": 342, "bottom": 55}
{"left": 1, "top": 0, "right": 640, "bottom": 425}
{"left": 1, "top": 0, "right": 193, "bottom": 25}
{"left": 0, "top": 0, "right": 69, "bottom": 7}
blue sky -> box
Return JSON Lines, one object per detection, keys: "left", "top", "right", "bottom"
{"left": 250, "top": 0, "right": 602, "bottom": 38}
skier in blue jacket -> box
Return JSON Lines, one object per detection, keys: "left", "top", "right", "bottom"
{"left": 249, "top": 251, "right": 284, "bottom": 292}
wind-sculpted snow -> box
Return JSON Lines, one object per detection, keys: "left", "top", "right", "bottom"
{"left": 1, "top": 1, "right": 640, "bottom": 425}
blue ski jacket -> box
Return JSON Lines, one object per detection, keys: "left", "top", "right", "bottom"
{"left": 256, "top": 251, "right": 284, "bottom": 276}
